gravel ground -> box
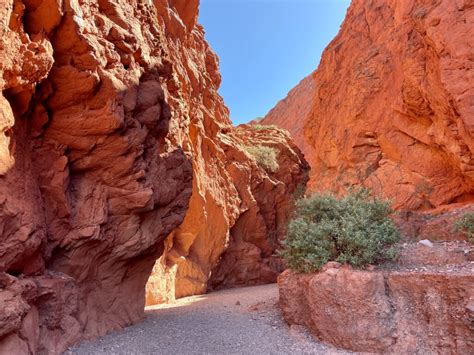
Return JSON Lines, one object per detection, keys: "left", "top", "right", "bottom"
{"left": 67, "top": 284, "right": 349, "bottom": 355}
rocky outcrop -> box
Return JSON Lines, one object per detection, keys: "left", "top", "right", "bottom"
{"left": 0, "top": 0, "right": 308, "bottom": 353}
{"left": 279, "top": 250, "right": 474, "bottom": 353}
{"left": 207, "top": 125, "right": 309, "bottom": 290}
{"left": 263, "top": 0, "right": 474, "bottom": 210}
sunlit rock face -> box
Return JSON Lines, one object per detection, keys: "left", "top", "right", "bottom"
{"left": 146, "top": 124, "right": 308, "bottom": 304}
{"left": 261, "top": 74, "right": 315, "bottom": 163}
{"left": 267, "top": 1, "right": 474, "bottom": 353}
{"left": 0, "top": 0, "right": 308, "bottom": 353}
{"left": 263, "top": 0, "right": 473, "bottom": 210}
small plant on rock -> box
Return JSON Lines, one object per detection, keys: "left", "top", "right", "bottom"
{"left": 252, "top": 124, "right": 279, "bottom": 131}
{"left": 244, "top": 145, "right": 279, "bottom": 173}
{"left": 453, "top": 212, "right": 474, "bottom": 242}
{"left": 281, "top": 189, "right": 400, "bottom": 273}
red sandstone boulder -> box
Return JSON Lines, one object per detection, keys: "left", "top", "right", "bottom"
{"left": 279, "top": 255, "right": 474, "bottom": 353}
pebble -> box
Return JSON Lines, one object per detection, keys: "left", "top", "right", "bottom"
{"left": 419, "top": 239, "right": 434, "bottom": 247}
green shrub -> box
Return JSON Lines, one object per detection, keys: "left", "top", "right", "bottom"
{"left": 453, "top": 212, "right": 474, "bottom": 242}
{"left": 244, "top": 145, "right": 279, "bottom": 173}
{"left": 281, "top": 189, "right": 400, "bottom": 273}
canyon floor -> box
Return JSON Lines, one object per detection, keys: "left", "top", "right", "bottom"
{"left": 66, "top": 284, "right": 348, "bottom": 355}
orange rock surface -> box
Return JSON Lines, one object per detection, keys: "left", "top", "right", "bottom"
{"left": 261, "top": 74, "right": 314, "bottom": 157}
{"left": 146, "top": 124, "right": 308, "bottom": 304}
{"left": 279, "top": 254, "right": 474, "bottom": 353}
{"left": 0, "top": 0, "right": 308, "bottom": 353}
{"left": 263, "top": 0, "right": 474, "bottom": 210}
{"left": 268, "top": 1, "right": 474, "bottom": 352}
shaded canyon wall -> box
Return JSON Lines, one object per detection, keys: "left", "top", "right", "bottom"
{"left": 0, "top": 0, "right": 308, "bottom": 353}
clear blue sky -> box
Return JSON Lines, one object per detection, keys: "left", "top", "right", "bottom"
{"left": 199, "top": 0, "right": 350, "bottom": 124}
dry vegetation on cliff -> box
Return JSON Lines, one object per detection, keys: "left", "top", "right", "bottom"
{"left": 454, "top": 212, "right": 474, "bottom": 242}
{"left": 243, "top": 145, "right": 279, "bottom": 173}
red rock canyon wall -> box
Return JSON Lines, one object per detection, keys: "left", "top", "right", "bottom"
{"left": 263, "top": 0, "right": 474, "bottom": 210}
{"left": 267, "top": 1, "right": 474, "bottom": 352}
{"left": 0, "top": 0, "right": 308, "bottom": 353}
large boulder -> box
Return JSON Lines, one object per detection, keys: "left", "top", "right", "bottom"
{"left": 279, "top": 252, "right": 474, "bottom": 353}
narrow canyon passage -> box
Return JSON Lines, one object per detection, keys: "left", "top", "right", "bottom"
{"left": 1, "top": 0, "right": 472, "bottom": 353}
{"left": 66, "top": 284, "right": 347, "bottom": 355}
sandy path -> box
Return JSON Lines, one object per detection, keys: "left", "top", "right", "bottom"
{"left": 67, "top": 284, "right": 348, "bottom": 355}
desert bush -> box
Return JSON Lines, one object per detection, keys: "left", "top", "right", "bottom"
{"left": 281, "top": 189, "right": 400, "bottom": 272}
{"left": 244, "top": 145, "right": 279, "bottom": 172}
{"left": 453, "top": 212, "right": 474, "bottom": 242}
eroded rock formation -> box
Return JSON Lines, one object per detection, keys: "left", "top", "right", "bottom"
{"left": 263, "top": 0, "right": 474, "bottom": 210}
{"left": 0, "top": 0, "right": 308, "bottom": 353}
{"left": 267, "top": 1, "right": 474, "bottom": 352}
{"left": 207, "top": 125, "right": 308, "bottom": 291}
{"left": 146, "top": 124, "right": 308, "bottom": 304}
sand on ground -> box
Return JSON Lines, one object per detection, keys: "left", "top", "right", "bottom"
{"left": 67, "top": 284, "right": 350, "bottom": 355}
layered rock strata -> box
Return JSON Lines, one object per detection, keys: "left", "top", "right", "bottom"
{"left": 0, "top": 0, "right": 308, "bottom": 353}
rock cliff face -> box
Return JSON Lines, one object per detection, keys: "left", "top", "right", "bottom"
{"left": 0, "top": 0, "right": 308, "bottom": 353}
{"left": 207, "top": 125, "right": 308, "bottom": 291}
{"left": 266, "top": 1, "right": 474, "bottom": 352}
{"left": 263, "top": 0, "right": 474, "bottom": 210}
{"left": 261, "top": 74, "right": 314, "bottom": 158}
{"left": 146, "top": 124, "right": 308, "bottom": 304}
